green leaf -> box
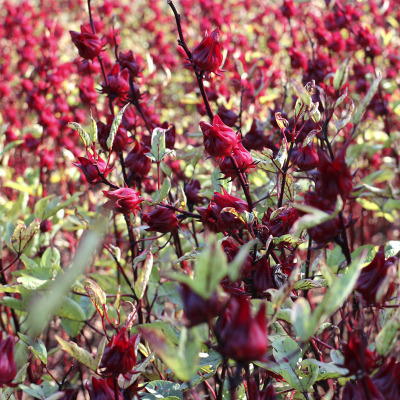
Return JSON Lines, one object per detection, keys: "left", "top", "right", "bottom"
{"left": 84, "top": 278, "right": 107, "bottom": 316}
{"left": 90, "top": 111, "right": 98, "bottom": 143}
{"left": 34, "top": 195, "right": 55, "bottom": 219}
{"left": 107, "top": 103, "right": 130, "bottom": 150}
{"left": 291, "top": 297, "right": 312, "bottom": 341}
{"left": 140, "top": 326, "right": 200, "bottom": 382}
{"left": 68, "top": 122, "right": 91, "bottom": 147}
{"left": 10, "top": 218, "right": 41, "bottom": 254}
{"left": 134, "top": 252, "right": 153, "bottom": 300}
{"left": 149, "top": 179, "right": 171, "bottom": 205}
{"left": 20, "top": 382, "right": 58, "bottom": 400}
{"left": 56, "top": 297, "right": 86, "bottom": 321}
{"left": 251, "top": 149, "right": 278, "bottom": 173}
{"left": 333, "top": 58, "right": 350, "bottom": 90}
{"left": 303, "top": 256, "right": 364, "bottom": 343}
{"left": 42, "top": 192, "right": 81, "bottom": 220}
{"left": 353, "top": 71, "right": 382, "bottom": 125}
{"left": 18, "top": 333, "right": 48, "bottom": 364}
{"left": 26, "top": 220, "right": 104, "bottom": 337}
{"left": 143, "top": 381, "right": 183, "bottom": 400}
{"left": 55, "top": 335, "right": 97, "bottom": 371}
{"left": 375, "top": 308, "right": 400, "bottom": 356}
{"left": 294, "top": 279, "right": 327, "bottom": 290}
{"left": 273, "top": 234, "right": 303, "bottom": 246}
{"left": 385, "top": 241, "right": 400, "bottom": 258}
{"left": 228, "top": 239, "right": 258, "bottom": 282}
{"left": 333, "top": 99, "right": 354, "bottom": 131}
{"left": 293, "top": 195, "right": 343, "bottom": 234}
{"left": 308, "top": 359, "right": 348, "bottom": 381}
{"left": 175, "top": 234, "right": 227, "bottom": 299}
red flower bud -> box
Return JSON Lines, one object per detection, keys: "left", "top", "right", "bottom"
{"left": 342, "top": 377, "right": 384, "bottom": 400}
{"left": 99, "top": 327, "right": 138, "bottom": 376}
{"left": 69, "top": 25, "right": 103, "bottom": 60}
{"left": 215, "top": 296, "right": 267, "bottom": 362}
{"left": 192, "top": 29, "right": 223, "bottom": 74}
{"left": 0, "top": 332, "right": 17, "bottom": 387}
{"left": 356, "top": 246, "right": 398, "bottom": 305}
{"left": 74, "top": 153, "right": 113, "bottom": 185}
{"left": 103, "top": 188, "right": 143, "bottom": 215}
{"left": 142, "top": 207, "right": 179, "bottom": 234}
{"left": 200, "top": 115, "right": 239, "bottom": 158}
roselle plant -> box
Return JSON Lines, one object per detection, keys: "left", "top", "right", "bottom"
{"left": 0, "top": 0, "right": 400, "bottom": 399}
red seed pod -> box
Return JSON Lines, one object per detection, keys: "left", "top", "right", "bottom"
{"left": 218, "top": 143, "right": 253, "bottom": 180}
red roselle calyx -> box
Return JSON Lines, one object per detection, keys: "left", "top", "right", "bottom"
{"left": 125, "top": 141, "right": 152, "bottom": 179}
{"left": 179, "top": 283, "right": 223, "bottom": 327}
{"left": 200, "top": 115, "right": 239, "bottom": 158}
{"left": 142, "top": 207, "right": 179, "bottom": 234}
{"left": 356, "top": 245, "right": 398, "bottom": 305}
{"left": 69, "top": 25, "right": 104, "bottom": 60}
{"left": 218, "top": 142, "right": 254, "bottom": 179}
{"left": 192, "top": 29, "right": 223, "bottom": 74}
{"left": 103, "top": 188, "right": 143, "bottom": 215}
{"left": 74, "top": 153, "right": 113, "bottom": 185}
{"left": 215, "top": 295, "right": 267, "bottom": 362}
{"left": 99, "top": 327, "right": 139, "bottom": 376}
{"left": 100, "top": 63, "right": 130, "bottom": 101}
{"left": 0, "top": 332, "right": 17, "bottom": 388}
{"left": 86, "top": 377, "right": 123, "bottom": 400}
